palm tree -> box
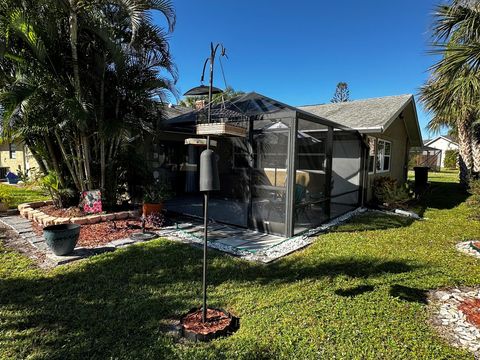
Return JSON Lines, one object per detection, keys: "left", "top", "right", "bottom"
{"left": 420, "top": 68, "right": 480, "bottom": 184}
{"left": 421, "top": 0, "right": 480, "bottom": 184}
{"left": 0, "top": 0, "right": 177, "bottom": 207}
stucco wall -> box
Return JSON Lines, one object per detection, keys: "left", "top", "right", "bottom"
{"left": 0, "top": 143, "right": 39, "bottom": 176}
{"left": 366, "top": 116, "right": 409, "bottom": 201}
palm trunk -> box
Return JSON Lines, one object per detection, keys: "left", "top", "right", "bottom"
{"left": 55, "top": 130, "right": 81, "bottom": 191}
{"left": 471, "top": 121, "right": 480, "bottom": 175}
{"left": 99, "top": 57, "right": 106, "bottom": 190}
{"left": 81, "top": 134, "right": 93, "bottom": 190}
{"left": 458, "top": 119, "right": 474, "bottom": 187}
{"left": 69, "top": 4, "right": 81, "bottom": 99}
{"left": 75, "top": 138, "right": 86, "bottom": 191}
{"left": 45, "top": 136, "right": 66, "bottom": 188}
{"left": 69, "top": 141, "right": 84, "bottom": 191}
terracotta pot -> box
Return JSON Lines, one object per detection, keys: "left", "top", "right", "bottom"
{"left": 143, "top": 202, "right": 163, "bottom": 216}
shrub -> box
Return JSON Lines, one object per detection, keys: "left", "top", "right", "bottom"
{"left": 373, "top": 176, "right": 412, "bottom": 208}
{"left": 0, "top": 189, "right": 14, "bottom": 209}
{"left": 444, "top": 149, "right": 458, "bottom": 169}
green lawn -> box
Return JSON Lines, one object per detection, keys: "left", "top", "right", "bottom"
{"left": 0, "top": 184, "right": 49, "bottom": 208}
{"left": 1, "top": 171, "right": 480, "bottom": 359}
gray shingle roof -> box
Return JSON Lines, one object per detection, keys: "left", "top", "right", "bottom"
{"left": 298, "top": 94, "right": 413, "bottom": 131}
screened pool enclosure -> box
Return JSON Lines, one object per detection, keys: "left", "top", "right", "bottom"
{"left": 160, "top": 93, "right": 367, "bottom": 238}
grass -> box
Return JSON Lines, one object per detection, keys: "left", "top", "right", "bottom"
{"left": 1, "top": 170, "right": 480, "bottom": 359}
{"left": 0, "top": 184, "right": 49, "bottom": 208}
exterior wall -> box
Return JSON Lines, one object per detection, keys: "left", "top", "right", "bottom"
{"left": 426, "top": 137, "right": 458, "bottom": 167}
{"left": 0, "top": 142, "right": 39, "bottom": 177}
{"left": 365, "top": 116, "right": 409, "bottom": 201}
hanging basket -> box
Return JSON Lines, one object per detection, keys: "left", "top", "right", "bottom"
{"left": 196, "top": 123, "right": 247, "bottom": 137}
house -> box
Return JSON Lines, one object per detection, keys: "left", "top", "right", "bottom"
{"left": 0, "top": 142, "right": 38, "bottom": 180}
{"left": 423, "top": 135, "right": 458, "bottom": 168}
{"left": 299, "top": 95, "right": 423, "bottom": 200}
{"left": 161, "top": 92, "right": 366, "bottom": 238}
{"left": 160, "top": 93, "right": 423, "bottom": 238}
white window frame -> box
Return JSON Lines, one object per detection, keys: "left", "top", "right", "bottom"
{"left": 367, "top": 137, "right": 376, "bottom": 174}
{"left": 376, "top": 139, "right": 391, "bottom": 173}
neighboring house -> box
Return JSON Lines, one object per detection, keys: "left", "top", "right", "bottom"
{"left": 0, "top": 142, "right": 38, "bottom": 179}
{"left": 423, "top": 135, "right": 458, "bottom": 168}
{"left": 299, "top": 94, "right": 423, "bottom": 201}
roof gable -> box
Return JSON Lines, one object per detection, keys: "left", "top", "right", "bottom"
{"left": 424, "top": 135, "right": 458, "bottom": 147}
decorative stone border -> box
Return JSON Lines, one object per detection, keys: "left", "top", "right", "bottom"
{"left": 18, "top": 201, "right": 140, "bottom": 226}
{"left": 430, "top": 288, "right": 480, "bottom": 355}
{"left": 457, "top": 241, "right": 480, "bottom": 259}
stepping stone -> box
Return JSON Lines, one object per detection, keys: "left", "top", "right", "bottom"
{"left": 34, "top": 241, "right": 49, "bottom": 251}
{"left": 110, "top": 238, "right": 135, "bottom": 247}
{"left": 21, "top": 232, "right": 37, "bottom": 239}
{"left": 46, "top": 247, "right": 93, "bottom": 265}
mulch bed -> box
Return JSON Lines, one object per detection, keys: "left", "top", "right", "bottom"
{"left": 181, "top": 308, "right": 232, "bottom": 336}
{"left": 459, "top": 298, "right": 480, "bottom": 328}
{"left": 32, "top": 219, "right": 162, "bottom": 248}
{"left": 39, "top": 205, "right": 85, "bottom": 218}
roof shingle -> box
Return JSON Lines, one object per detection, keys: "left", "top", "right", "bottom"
{"left": 298, "top": 94, "right": 413, "bottom": 130}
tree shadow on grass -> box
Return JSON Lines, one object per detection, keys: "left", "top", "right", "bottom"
{"left": 389, "top": 284, "right": 428, "bottom": 304}
{"left": 334, "top": 285, "right": 375, "bottom": 297}
{"left": 331, "top": 212, "right": 415, "bottom": 233}
{"left": 0, "top": 240, "right": 423, "bottom": 359}
{"left": 417, "top": 179, "right": 469, "bottom": 214}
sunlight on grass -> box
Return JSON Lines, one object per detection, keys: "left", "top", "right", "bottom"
{"left": 0, "top": 170, "right": 478, "bottom": 359}
{"left": 0, "top": 184, "right": 49, "bottom": 208}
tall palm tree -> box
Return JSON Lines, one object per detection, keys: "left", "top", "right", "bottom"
{"left": 420, "top": 68, "right": 480, "bottom": 184}
{"left": 421, "top": 0, "right": 480, "bottom": 184}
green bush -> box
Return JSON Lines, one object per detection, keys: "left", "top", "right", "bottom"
{"left": 444, "top": 149, "right": 458, "bottom": 169}
{"left": 373, "top": 176, "right": 412, "bottom": 208}
{"left": 0, "top": 189, "right": 14, "bottom": 208}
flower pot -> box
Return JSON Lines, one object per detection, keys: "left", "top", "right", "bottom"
{"left": 43, "top": 224, "right": 81, "bottom": 256}
{"left": 143, "top": 202, "right": 163, "bottom": 216}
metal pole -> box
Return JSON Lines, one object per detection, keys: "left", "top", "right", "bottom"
{"left": 202, "top": 42, "right": 216, "bottom": 323}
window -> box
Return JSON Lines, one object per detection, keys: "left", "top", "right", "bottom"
{"left": 376, "top": 139, "right": 391, "bottom": 172}
{"left": 368, "top": 137, "right": 376, "bottom": 173}
{"left": 9, "top": 143, "right": 16, "bottom": 159}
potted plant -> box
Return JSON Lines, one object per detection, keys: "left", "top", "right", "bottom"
{"left": 142, "top": 178, "right": 173, "bottom": 216}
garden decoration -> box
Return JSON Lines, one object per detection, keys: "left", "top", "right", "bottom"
{"left": 180, "top": 42, "right": 239, "bottom": 341}
{"left": 129, "top": 214, "right": 159, "bottom": 241}
{"left": 80, "top": 190, "right": 102, "bottom": 214}
{"left": 43, "top": 224, "right": 81, "bottom": 256}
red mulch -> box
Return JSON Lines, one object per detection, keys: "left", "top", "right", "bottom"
{"left": 39, "top": 205, "right": 85, "bottom": 218}
{"left": 32, "top": 219, "right": 161, "bottom": 248}
{"left": 459, "top": 298, "right": 480, "bottom": 328}
{"left": 181, "top": 308, "right": 232, "bottom": 335}
{"left": 472, "top": 241, "right": 480, "bottom": 251}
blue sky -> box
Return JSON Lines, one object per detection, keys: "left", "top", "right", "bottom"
{"left": 154, "top": 0, "right": 447, "bottom": 138}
